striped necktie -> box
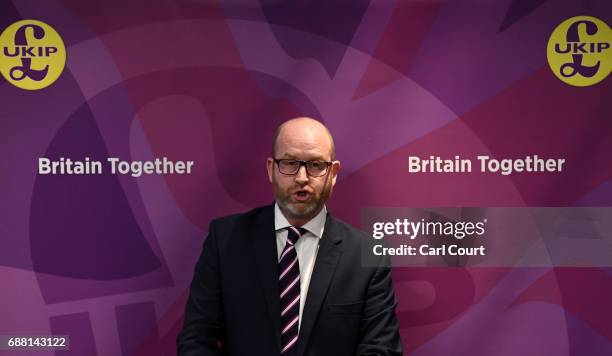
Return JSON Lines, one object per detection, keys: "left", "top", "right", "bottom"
{"left": 279, "top": 226, "right": 305, "bottom": 355}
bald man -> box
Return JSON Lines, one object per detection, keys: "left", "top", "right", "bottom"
{"left": 178, "top": 118, "right": 403, "bottom": 356}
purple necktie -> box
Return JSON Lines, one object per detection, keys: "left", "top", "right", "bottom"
{"left": 279, "top": 226, "right": 305, "bottom": 355}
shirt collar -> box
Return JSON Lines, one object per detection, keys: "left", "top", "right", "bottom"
{"left": 274, "top": 202, "right": 326, "bottom": 239}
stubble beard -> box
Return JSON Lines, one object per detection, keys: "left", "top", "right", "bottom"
{"left": 274, "top": 176, "right": 333, "bottom": 224}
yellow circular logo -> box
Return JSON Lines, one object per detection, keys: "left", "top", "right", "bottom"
{"left": 0, "top": 19, "right": 66, "bottom": 90}
{"left": 547, "top": 16, "right": 611, "bottom": 87}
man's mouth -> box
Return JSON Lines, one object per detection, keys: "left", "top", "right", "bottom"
{"left": 292, "top": 189, "right": 311, "bottom": 202}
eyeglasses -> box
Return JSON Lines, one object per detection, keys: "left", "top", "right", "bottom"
{"left": 273, "top": 159, "right": 332, "bottom": 177}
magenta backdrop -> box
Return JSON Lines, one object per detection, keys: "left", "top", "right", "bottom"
{"left": 1, "top": 0, "right": 611, "bottom": 355}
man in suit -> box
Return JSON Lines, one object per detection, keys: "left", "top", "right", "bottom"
{"left": 177, "top": 117, "right": 403, "bottom": 355}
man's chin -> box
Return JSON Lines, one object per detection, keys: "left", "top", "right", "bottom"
{"left": 284, "top": 203, "right": 318, "bottom": 220}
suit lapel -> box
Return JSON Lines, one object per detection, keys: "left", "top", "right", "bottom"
{"left": 296, "top": 214, "right": 344, "bottom": 356}
{"left": 251, "top": 205, "right": 282, "bottom": 352}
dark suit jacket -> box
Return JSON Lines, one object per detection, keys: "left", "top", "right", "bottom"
{"left": 177, "top": 205, "right": 403, "bottom": 356}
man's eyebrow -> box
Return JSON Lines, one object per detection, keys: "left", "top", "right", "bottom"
{"left": 281, "top": 155, "right": 330, "bottom": 161}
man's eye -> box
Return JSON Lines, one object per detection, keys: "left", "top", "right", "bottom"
{"left": 309, "top": 161, "right": 324, "bottom": 169}
{"left": 284, "top": 160, "right": 298, "bottom": 166}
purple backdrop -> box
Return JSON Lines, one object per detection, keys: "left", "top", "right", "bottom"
{"left": 1, "top": 0, "right": 611, "bottom": 355}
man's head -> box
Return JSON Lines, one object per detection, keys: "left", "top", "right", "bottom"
{"left": 267, "top": 117, "right": 341, "bottom": 227}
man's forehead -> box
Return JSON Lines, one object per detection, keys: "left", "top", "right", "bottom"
{"left": 273, "top": 117, "right": 335, "bottom": 159}
{"left": 276, "top": 141, "right": 331, "bottom": 159}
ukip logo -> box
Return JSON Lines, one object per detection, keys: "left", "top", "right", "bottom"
{"left": 0, "top": 19, "right": 66, "bottom": 90}
{"left": 547, "top": 16, "right": 611, "bottom": 87}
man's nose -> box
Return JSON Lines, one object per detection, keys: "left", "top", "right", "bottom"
{"left": 294, "top": 165, "right": 309, "bottom": 183}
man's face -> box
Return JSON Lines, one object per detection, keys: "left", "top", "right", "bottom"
{"left": 267, "top": 123, "right": 340, "bottom": 226}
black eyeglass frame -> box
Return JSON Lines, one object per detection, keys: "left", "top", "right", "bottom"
{"left": 273, "top": 158, "right": 333, "bottom": 177}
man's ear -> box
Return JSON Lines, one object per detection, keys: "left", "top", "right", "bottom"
{"left": 330, "top": 160, "right": 341, "bottom": 186}
{"left": 266, "top": 157, "right": 274, "bottom": 183}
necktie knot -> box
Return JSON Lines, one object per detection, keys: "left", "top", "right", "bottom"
{"left": 286, "top": 226, "right": 306, "bottom": 245}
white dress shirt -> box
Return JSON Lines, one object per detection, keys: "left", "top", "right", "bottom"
{"left": 274, "top": 203, "right": 326, "bottom": 331}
